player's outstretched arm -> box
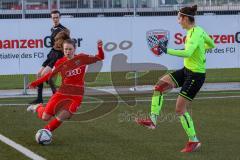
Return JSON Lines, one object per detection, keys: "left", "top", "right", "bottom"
{"left": 204, "top": 32, "right": 215, "bottom": 50}
{"left": 28, "top": 58, "right": 64, "bottom": 89}
{"left": 28, "top": 71, "right": 53, "bottom": 89}
{"left": 167, "top": 32, "right": 199, "bottom": 57}
{"left": 75, "top": 40, "right": 105, "bottom": 65}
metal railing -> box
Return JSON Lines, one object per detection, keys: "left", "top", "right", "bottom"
{"left": 0, "top": 0, "right": 240, "bottom": 19}
{"left": 0, "top": 0, "right": 239, "bottom": 94}
{"left": 0, "top": 0, "right": 239, "bottom": 10}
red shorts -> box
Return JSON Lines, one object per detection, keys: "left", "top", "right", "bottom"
{"left": 44, "top": 92, "right": 83, "bottom": 116}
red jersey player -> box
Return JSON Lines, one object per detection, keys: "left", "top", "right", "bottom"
{"left": 27, "top": 39, "right": 104, "bottom": 133}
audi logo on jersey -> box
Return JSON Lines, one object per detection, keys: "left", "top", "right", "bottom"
{"left": 65, "top": 67, "right": 82, "bottom": 77}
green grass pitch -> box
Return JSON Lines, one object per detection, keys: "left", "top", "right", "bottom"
{"left": 0, "top": 68, "right": 240, "bottom": 89}
{"left": 0, "top": 91, "right": 240, "bottom": 160}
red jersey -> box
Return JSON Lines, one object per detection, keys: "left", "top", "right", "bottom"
{"left": 53, "top": 53, "right": 103, "bottom": 95}
{"left": 54, "top": 55, "right": 86, "bottom": 86}
{"left": 30, "top": 49, "right": 104, "bottom": 96}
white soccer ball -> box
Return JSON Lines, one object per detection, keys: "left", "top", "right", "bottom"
{"left": 35, "top": 129, "right": 52, "bottom": 145}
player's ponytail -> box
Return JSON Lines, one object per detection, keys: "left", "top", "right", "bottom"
{"left": 54, "top": 29, "right": 70, "bottom": 51}
{"left": 191, "top": 5, "right": 198, "bottom": 15}
{"left": 179, "top": 5, "right": 197, "bottom": 23}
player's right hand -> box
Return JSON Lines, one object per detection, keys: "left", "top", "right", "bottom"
{"left": 96, "top": 40, "right": 104, "bottom": 60}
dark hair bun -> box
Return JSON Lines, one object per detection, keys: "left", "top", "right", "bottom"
{"left": 191, "top": 5, "right": 197, "bottom": 16}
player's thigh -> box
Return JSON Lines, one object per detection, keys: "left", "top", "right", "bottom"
{"left": 44, "top": 93, "right": 64, "bottom": 116}
{"left": 42, "top": 112, "right": 52, "bottom": 121}
{"left": 179, "top": 73, "right": 205, "bottom": 102}
{"left": 167, "top": 68, "right": 185, "bottom": 88}
{"left": 159, "top": 74, "right": 176, "bottom": 88}
{"left": 154, "top": 74, "right": 175, "bottom": 92}
{"left": 55, "top": 95, "right": 83, "bottom": 119}
{"left": 68, "top": 96, "right": 83, "bottom": 114}
{"left": 156, "top": 67, "right": 185, "bottom": 89}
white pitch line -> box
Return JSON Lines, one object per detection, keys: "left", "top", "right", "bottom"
{"left": 0, "top": 134, "right": 46, "bottom": 160}
{"left": 0, "top": 95, "right": 240, "bottom": 107}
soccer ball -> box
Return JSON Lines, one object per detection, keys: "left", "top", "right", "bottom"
{"left": 35, "top": 129, "right": 52, "bottom": 145}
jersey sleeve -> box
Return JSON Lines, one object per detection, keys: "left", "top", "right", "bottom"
{"left": 204, "top": 32, "right": 215, "bottom": 50}
{"left": 77, "top": 47, "right": 104, "bottom": 65}
{"left": 167, "top": 31, "right": 199, "bottom": 58}
{"left": 51, "top": 59, "right": 64, "bottom": 77}
{"left": 29, "top": 72, "right": 52, "bottom": 87}
{"left": 75, "top": 53, "right": 99, "bottom": 65}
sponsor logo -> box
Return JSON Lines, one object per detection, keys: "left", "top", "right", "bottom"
{"left": 0, "top": 36, "right": 83, "bottom": 49}
{"left": 66, "top": 67, "right": 82, "bottom": 77}
{"left": 146, "top": 29, "right": 170, "bottom": 55}
{"left": 174, "top": 32, "right": 240, "bottom": 45}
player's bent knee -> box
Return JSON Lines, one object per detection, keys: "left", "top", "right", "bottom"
{"left": 41, "top": 116, "right": 50, "bottom": 121}
{"left": 42, "top": 114, "right": 52, "bottom": 121}
{"left": 154, "top": 80, "right": 172, "bottom": 93}
{"left": 56, "top": 110, "right": 72, "bottom": 121}
{"left": 154, "top": 85, "right": 164, "bottom": 93}
{"left": 42, "top": 117, "right": 50, "bottom": 121}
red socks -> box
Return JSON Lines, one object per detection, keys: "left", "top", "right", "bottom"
{"left": 36, "top": 104, "right": 63, "bottom": 132}
{"left": 44, "top": 118, "right": 62, "bottom": 132}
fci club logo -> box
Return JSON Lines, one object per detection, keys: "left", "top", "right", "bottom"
{"left": 75, "top": 60, "right": 81, "bottom": 65}
{"left": 146, "top": 29, "right": 170, "bottom": 56}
